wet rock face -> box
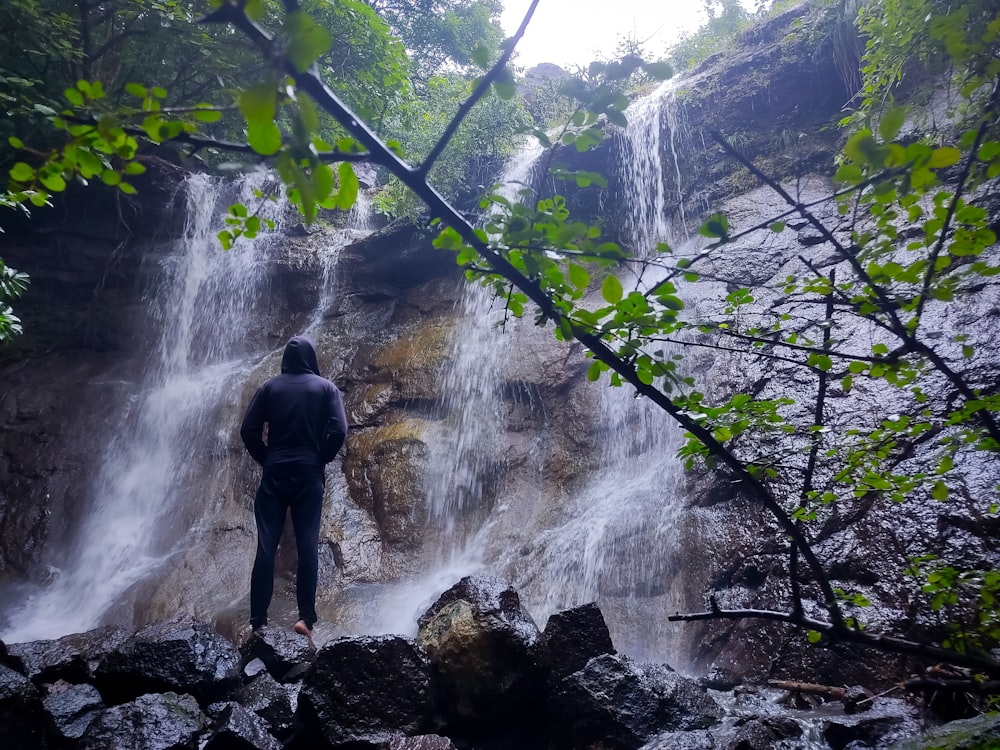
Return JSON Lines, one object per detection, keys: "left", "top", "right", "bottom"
{"left": 5, "top": 625, "right": 129, "bottom": 686}
{"left": 95, "top": 615, "right": 240, "bottom": 705}
{"left": 79, "top": 691, "right": 206, "bottom": 750}
{"left": 0, "top": 607, "right": 960, "bottom": 750}
{"left": 203, "top": 701, "right": 283, "bottom": 750}
{"left": 296, "top": 635, "right": 434, "bottom": 747}
{"left": 542, "top": 601, "right": 617, "bottom": 681}
{"left": 417, "top": 575, "right": 549, "bottom": 733}
{"left": 548, "top": 653, "right": 722, "bottom": 749}
{"left": 0, "top": 663, "right": 46, "bottom": 749}
{"left": 43, "top": 681, "right": 105, "bottom": 744}
{"left": 241, "top": 626, "right": 314, "bottom": 684}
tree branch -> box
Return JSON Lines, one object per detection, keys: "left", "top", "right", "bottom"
{"left": 669, "top": 606, "right": 1000, "bottom": 676}
{"left": 417, "top": 0, "right": 540, "bottom": 179}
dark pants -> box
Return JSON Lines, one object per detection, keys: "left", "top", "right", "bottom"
{"left": 250, "top": 463, "right": 325, "bottom": 629}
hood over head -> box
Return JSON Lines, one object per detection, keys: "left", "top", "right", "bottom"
{"left": 280, "top": 335, "right": 321, "bottom": 375}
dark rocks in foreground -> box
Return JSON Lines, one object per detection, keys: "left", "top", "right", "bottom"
{"left": 0, "top": 576, "right": 972, "bottom": 749}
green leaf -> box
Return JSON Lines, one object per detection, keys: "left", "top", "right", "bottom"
{"left": 64, "top": 88, "right": 83, "bottom": 107}
{"left": 9, "top": 162, "right": 34, "bottom": 182}
{"left": 247, "top": 121, "right": 282, "bottom": 156}
{"left": 314, "top": 163, "right": 335, "bottom": 202}
{"left": 601, "top": 274, "right": 623, "bottom": 304}
{"left": 285, "top": 11, "right": 333, "bottom": 73}
{"left": 698, "top": 213, "right": 729, "bottom": 239}
{"left": 244, "top": 0, "right": 266, "bottom": 20}
{"left": 932, "top": 480, "right": 948, "bottom": 501}
{"left": 470, "top": 43, "right": 492, "bottom": 69}
{"left": 808, "top": 352, "right": 833, "bottom": 371}
{"left": 125, "top": 82, "right": 148, "bottom": 98}
{"left": 38, "top": 171, "right": 66, "bottom": 192}
{"left": 335, "top": 162, "right": 359, "bottom": 210}
{"left": 807, "top": 630, "right": 822, "bottom": 644}
{"left": 845, "top": 129, "right": 881, "bottom": 166}
{"left": 928, "top": 147, "right": 961, "bottom": 168}
{"left": 769, "top": 221, "right": 785, "bottom": 233}
{"left": 238, "top": 83, "right": 277, "bottom": 123}
{"left": 587, "top": 361, "right": 601, "bottom": 382}
{"left": 193, "top": 106, "right": 222, "bottom": 123}
{"left": 879, "top": 106, "right": 906, "bottom": 142}
{"left": 568, "top": 263, "right": 590, "bottom": 289}
{"left": 8, "top": 136, "right": 23, "bottom": 149}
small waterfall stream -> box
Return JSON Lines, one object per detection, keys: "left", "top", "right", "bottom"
{"left": 2, "top": 173, "right": 288, "bottom": 642}
{"left": 362, "top": 85, "right": 698, "bottom": 666}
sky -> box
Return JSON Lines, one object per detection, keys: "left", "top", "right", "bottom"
{"left": 499, "top": 0, "right": 752, "bottom": 70}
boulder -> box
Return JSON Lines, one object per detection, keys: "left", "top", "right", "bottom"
{"left": 241, "top": 626, "right": 314, "bottom": 683}
{"left": 6, "top": 625, "right": 129, "bottom": 686}
{"left": 95, "top": 615, "right": 240, "bottom": 705}
{"left": 417, "top": 575, "right": 548, "bottom": 732}
{"left": 42, "top": 681, "right": 105, "bottom": 744}
{"left": 231, "top": 671, "right": 299, "bottom": 740}
{"left": 888, "top": 712, "right": 1000, "bottom": 749}
{"left": 297, "top": 635, "right": 433, "bottom": 747}
{"left": 203, "top": 701, "right": 283, "bottom": 750}
{"left": 549, "top": 653, "right": 721, "bottom": 749}
{"left": 727, "top": 716, "right": 803, "bottom": 749}
{"left": 543, "top": 602, "right": 616, "bottom": 680}
{"left": 0, "top": 663, "right": 46, "bottom": 749}
{"left": 79, "top": 691, "right": 206, "bottom": 750}
{"left": 384, "top": 735, "right": 458, "bottom": 750}
{"left": 639, "top": 730, "right": 716, "bottom": 750}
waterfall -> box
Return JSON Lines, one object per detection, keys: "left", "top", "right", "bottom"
{"left": 438, "top": 86, "right": 694, "bottom": 665}
{"left": 0, "top": 172, "right": 286, "bottom": 643}
{"left": 359, "top": 141, "right": 547, "bottom": 634}
{"left": 361, "top": 92, "right": 697, "bottom": 668}
{"left": 617, "top": 79, "right": 690, "bottom": 253}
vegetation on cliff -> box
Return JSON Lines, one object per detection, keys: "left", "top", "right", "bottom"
{"left": 2, "top": 0, "right": 999, "bottom": 695}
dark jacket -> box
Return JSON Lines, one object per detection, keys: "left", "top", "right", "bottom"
{"left": 240, "top": 336, "right": 348, "bottom": 467}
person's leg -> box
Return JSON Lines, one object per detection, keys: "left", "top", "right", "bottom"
{"left": 249, "top": 469, "right": 288, "bottom": 629}
{"left": 289, "top": 465, "right": 325, "bottom": 630}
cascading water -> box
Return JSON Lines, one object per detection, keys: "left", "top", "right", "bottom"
{"left": 362, "top": 85, "right": 699, "bottom": 667}
{"left": 616, "top": 79, "right": 690, "bottom": 253}
{"left": 0, "top": 172, "right": 287, "bottom": 643}
{"left": 359, "top": 140, "right": 547, "bottom": 634}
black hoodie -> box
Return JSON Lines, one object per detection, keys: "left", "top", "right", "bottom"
{"left": 240, "top": 336, "right": 348, "bottom": 466}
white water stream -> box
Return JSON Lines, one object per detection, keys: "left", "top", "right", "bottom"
{"left": 1, "top": 173, "right": 289, "bottom": 642}
{"left": 360, "top": 85, "right": 697, "bottom": 666}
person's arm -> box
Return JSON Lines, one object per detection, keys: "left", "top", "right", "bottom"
{"left": 240, "top": 385, "right": 269, "bottom": 466}
{"left": 322, "top": 387, "right": 348, "bottom": 462}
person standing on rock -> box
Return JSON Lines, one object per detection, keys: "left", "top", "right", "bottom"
{"left": 240, "top": 335, "right": 348, "bottom": 638}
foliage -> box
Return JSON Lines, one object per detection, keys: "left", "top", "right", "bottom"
{"left": 668, "top": 0, "right": 752, "bottom": 71}
{"left": 373, "top": 72, "right": 531, "bottom": 217}
{"left": 365, "top": 0, "right": 505, "bottom": 84}
{"left": 0, "top": 0, "right": 522, "bottom": 332}
{"left": 0, "top": 259, "right": 29, "bottom": 341}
